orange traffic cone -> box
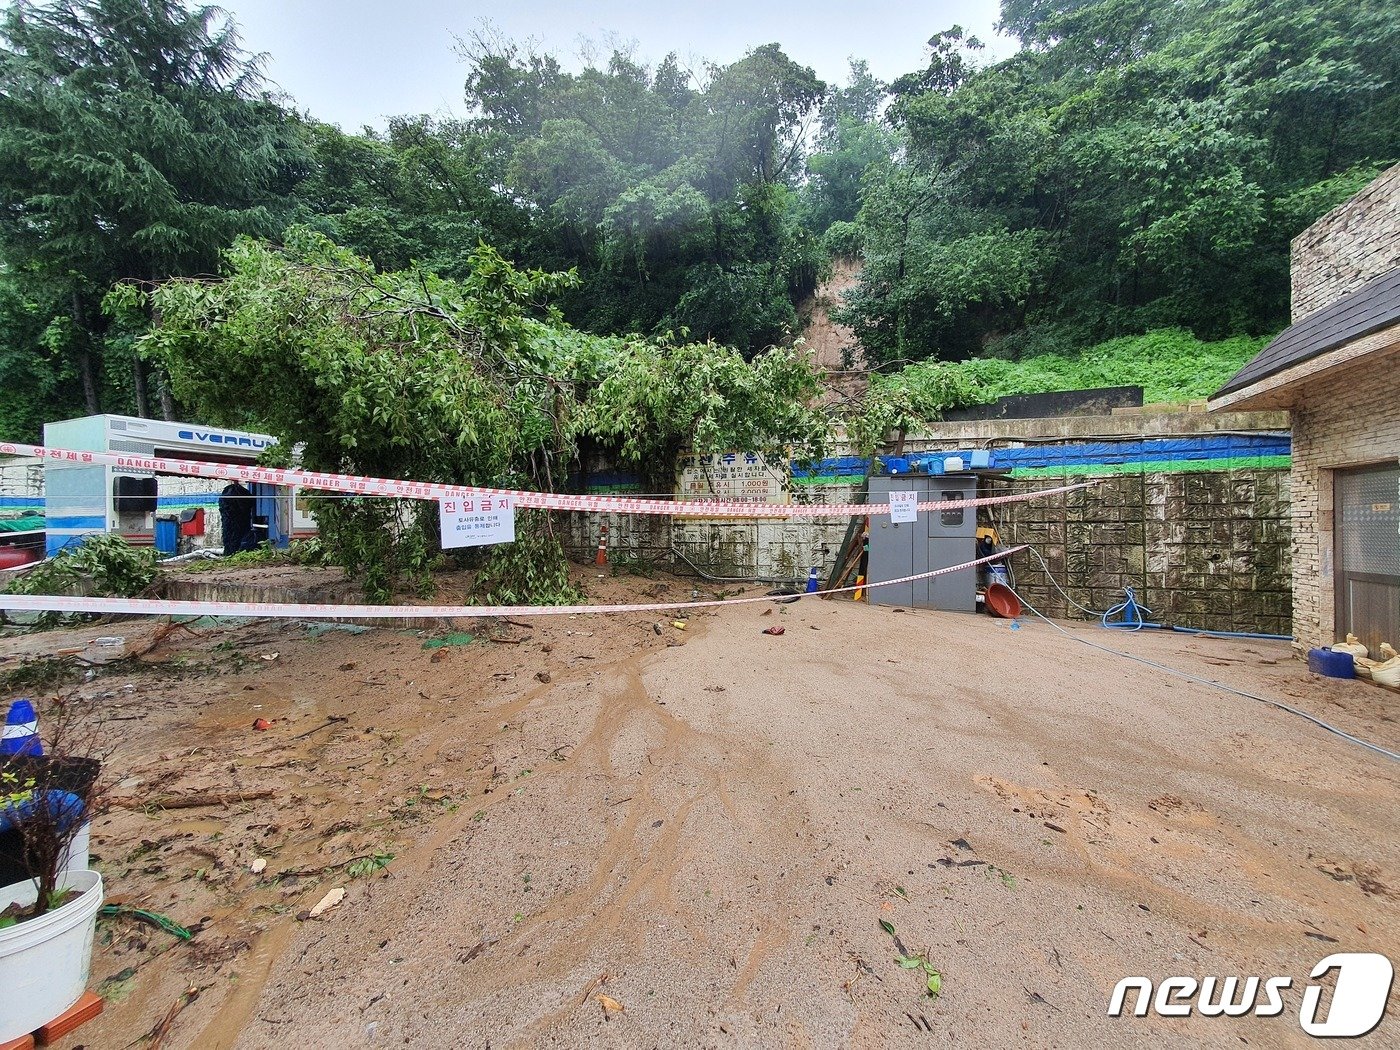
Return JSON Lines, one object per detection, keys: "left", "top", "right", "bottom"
{"left": 595, "top": 524, "right": 608, "bottom": 566}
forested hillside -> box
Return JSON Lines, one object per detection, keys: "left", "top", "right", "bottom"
{"left": 1, "top": 0, "right": 1397, "bottom": 445}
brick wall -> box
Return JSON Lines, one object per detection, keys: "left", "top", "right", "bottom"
{"left": 1290, "top": 164, "right": 1400, "bottom": 321}
{"left": 1288, "top": 354, "right": 1400, "bottom": 649}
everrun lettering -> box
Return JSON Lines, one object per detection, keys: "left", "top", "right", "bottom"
{"left": 1108, "top": 953, "right": 1394, "bottom": 1037}
{"left": 176, "top": 429, "right": 273, "bottom": 450}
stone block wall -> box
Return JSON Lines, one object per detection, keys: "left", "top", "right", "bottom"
{"left": 987, "top": 469, "right": 1292, "bottom": 635}
{"left": 1288, "top": 354, "right": 1400, "bottom": 650}
{"left": 1290, "top": 164, "right": 1400, "bottom": 321}
{"left": 562, "top": 482, "right": 861, "bottom": 583}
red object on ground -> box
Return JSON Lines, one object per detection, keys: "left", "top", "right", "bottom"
{"left": 252, "top": 717, "right": 274, "bottom": 731}
{"left": 763, "top": 626, "right": 785, "bottom": 636}
{"left": 985, "top": 582, "right": 1022, "bottom": 619}
{"left": 34, "top": 991, "right": 103, "bottom": 1045}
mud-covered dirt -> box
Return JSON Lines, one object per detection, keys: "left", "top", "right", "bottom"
{"left": 2, "top": 568, "right": 1396, "bottom": 1048}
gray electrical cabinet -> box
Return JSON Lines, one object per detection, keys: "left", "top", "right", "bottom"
{"left": 867, "top": 474, "right": 978, "bottom": 611}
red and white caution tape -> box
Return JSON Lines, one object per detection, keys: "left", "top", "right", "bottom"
{"left": 0, "top": 548, "right": 1027, "bottom": 620}
{"left": 2, "top": 442, "right": 1090, "bottom": 518}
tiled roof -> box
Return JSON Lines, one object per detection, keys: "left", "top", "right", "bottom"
{"left": 1213, "top": 267, "right": 1400, "bottom": 399}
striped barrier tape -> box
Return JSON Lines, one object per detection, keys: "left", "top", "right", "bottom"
{"left": 0, "top": 547, "right": 1028, "bottom": 621}
{"left": 1, "top": 442, "right": 1093, "bottom": 518}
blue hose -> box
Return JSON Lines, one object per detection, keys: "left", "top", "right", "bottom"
{"left": 1169, "top": 626, "right": 1294, "bottom": 642}
{"left": 1101, "top": 587, "right": 1159, "bottom": 631}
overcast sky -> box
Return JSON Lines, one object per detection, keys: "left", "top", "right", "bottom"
{"left": 217, "top": 0, "right": 1015, "bottom": 130}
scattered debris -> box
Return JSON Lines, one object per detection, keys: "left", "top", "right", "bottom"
{"left": 597, "top": 993, "right": 625, "bottom": 1017}
{"left": 111, "top": 789, "right": 275, "bottom": 810}
{"left": 250, "top": 858, "right": 267, "bottom": 875}
{"left": 306, "top": 887, "right": 346, "bottom": 919}
{"left": 252, "top": 717, "right": 274, "bottom": 731}
{"left": 535, "top": 671, "right": 552, "bottom": 684}
{"left": 763, "top": 626, "right": 785, "bottom": 636}
{"left": 290, "top": 714, "right": 350, "bottom": 740}
{"left": 99, "top": 966, "right": 138, "bottom": 998}
{"left": 146, "top": 984, "right": 201, "bottom": 1050}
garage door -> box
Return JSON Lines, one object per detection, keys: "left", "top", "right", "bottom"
{"left": 1335, "top": 464, "right": 1400, "bottom": 656}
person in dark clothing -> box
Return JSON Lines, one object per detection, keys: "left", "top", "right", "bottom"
{"left": 218, "top": 480, "right": 255, "bottom": 555}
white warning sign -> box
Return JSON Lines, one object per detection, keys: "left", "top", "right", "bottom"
{"left": 889, "top": 490, "right": 919, "bottom": 524}
{"left": 438, "top": 495, "right": 515, "bottom": 549}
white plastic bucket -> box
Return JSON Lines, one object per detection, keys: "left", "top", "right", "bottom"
{"left": 0, "top": 869, "right": 103, "bottom": 1040}
{"left": 62, "top": 822, "right": 90, "bottom": 874}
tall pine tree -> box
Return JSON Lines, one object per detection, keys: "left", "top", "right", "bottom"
{"left": 0, "top": 0, "right": 303, "bottom": 425}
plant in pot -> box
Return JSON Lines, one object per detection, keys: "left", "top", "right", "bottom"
{"left": 0, "top": 692, "right": 109, "bottom": 1041}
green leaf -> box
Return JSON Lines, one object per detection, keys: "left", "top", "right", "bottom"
{"left": 878, "top": 919, "right": 896, "bottom": 936}
{"left": 926, "top": 970, "right": 942, "bottom": 998}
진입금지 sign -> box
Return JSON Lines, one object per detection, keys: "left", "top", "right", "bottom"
{"left": 438, "top": 495, "right": 515, "bottom": 548}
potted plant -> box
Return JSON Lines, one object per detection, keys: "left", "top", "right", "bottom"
{"left": 0, "top": 693, "right": 108, "bottom": 1041}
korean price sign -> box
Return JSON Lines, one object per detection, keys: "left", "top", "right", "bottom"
{"left": 438, "top": 495, "right": 516, "bottom": 549}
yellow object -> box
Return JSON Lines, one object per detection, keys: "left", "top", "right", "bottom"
{"left": 671, "top": 620, "right": 687, "bottom": 630}
{"left": 853, "top": 574, "right": 866, "bottom": 602}
{"left": 976, "top": 526, "right": 1000, "bottom": 546}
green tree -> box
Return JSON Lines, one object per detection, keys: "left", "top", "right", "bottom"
{"left": 838, "top": 0, "right": 1400, "bottom": 367}
{"left": 0, "top": 0, "right": 303, "bottom": 420}
{"left": 801, "top": 61, "right": 897, "bottom": 233}
{"left": 139, "top": 230, "right": 828, "bottom": 598}
{"left": 460, "top": 35, "right": 827, "bottom": 353}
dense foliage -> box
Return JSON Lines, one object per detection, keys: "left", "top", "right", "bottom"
{"left": 839, "top": 0, "right": 1398, "bottom": 365}
{"left": 3, "top": 533, "right": 158, "bottom": 627}
{"left": 0, "top": 0, "right": 303, "bottom": 428}
{"left": 133, "top": 231, "right": 825, "bottom": 597}
{"left": 947, "top": 330, "right": 1271, "bottom": 405}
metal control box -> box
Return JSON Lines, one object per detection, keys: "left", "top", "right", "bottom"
{"left": 867, "top": 474, "right": 977, "bottom": 611}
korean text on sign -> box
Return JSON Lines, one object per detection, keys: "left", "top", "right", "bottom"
{"left": 438, "top": 496, "right": 516, "bottom": 549}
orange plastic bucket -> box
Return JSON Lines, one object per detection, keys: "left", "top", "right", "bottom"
{"left": 985, "top": 582, "right": 1022, "bottom": 618}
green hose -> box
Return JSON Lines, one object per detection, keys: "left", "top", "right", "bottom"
{"left": 99, "top": 904, "right": 193, "bottom": 940}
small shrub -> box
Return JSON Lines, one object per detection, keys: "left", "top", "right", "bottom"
{"left": 4, "top": 535, "right": 158, "bottom": 629}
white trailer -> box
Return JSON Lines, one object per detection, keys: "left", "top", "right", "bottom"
{"left": 42, "top": 414, "right": 316, "bottom": 556}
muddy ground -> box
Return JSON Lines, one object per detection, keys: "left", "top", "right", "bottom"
{"left": 1, "top": 567, "right": 1397, "bottom": 1048}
